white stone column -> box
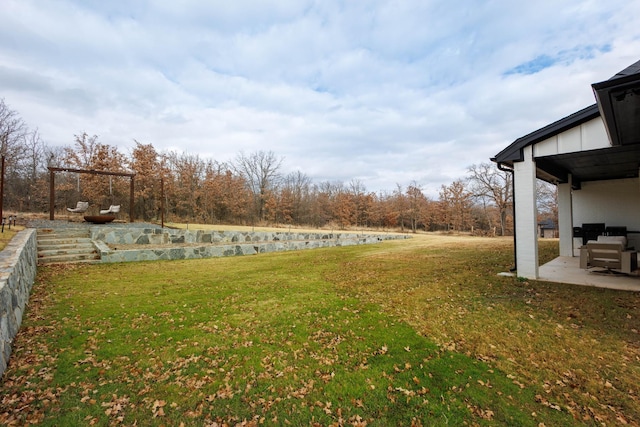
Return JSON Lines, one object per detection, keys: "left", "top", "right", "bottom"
{"left": 513, "top": 145, "right": 539, "bottom": 279}
{"left": 557, "top": 176, "right": 573, "bottom": 257}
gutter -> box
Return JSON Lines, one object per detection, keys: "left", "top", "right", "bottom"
{"left": 496, "top": 161, "right": 517, "bottom": 272}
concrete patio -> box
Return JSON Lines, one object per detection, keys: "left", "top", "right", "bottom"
{"left": 538, "top": 256, "right": 640, "bottom": 292}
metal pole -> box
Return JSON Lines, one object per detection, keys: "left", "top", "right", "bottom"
{"left": 129, "top": 176, "right": 135, "bottom": 222}
{"left": 160, "top": 177, "right": 164, "bottom": 228}
{"left": 49, "top": 168, "right": 55, "bottom": 220}
{"left": 0, "top": 156, "right": 4, "bottom": 223}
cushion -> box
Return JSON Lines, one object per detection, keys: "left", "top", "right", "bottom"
{"left": 596, "top": 235, "right": 626, "bottom": 246}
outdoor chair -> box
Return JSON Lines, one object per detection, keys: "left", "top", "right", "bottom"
{"left": 67, "top": 201, "right": 89, "bottom": 213}
{"left": 580, "top": 235, "right": 637, "bottom": 274}
{"left": 100, "top": 205, "right": 120, "bottom": 215}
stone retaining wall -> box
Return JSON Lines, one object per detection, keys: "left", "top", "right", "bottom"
{"left": 0, "top": 229, "right": 37, "bottom": 377}
{"left": 90, "top": 227, "right": 391, "bottom": 245}
{"left": 89, "top": 227, "right": 409, "bottom": 263}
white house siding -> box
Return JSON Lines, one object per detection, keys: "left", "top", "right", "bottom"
{"left": 514, "top": 117, "right": 608, "bottom": 279}
{"left": 558, "top": 181, "right": 573, "bottom": 257}
{"left": 533, "top": 117, "right": 608, "bottom": 157}
{"left": 580, "top": 118, "right": 610, "bottom": 150}
{"left": 572, "top": 178, "right": 640, "bottom": 249}
{"left": 514, "top": 145, "right": 539, "bottom": 279}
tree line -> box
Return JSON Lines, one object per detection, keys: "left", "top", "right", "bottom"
{"left": 1, "top": 98, "right": 557, "bottom": 234}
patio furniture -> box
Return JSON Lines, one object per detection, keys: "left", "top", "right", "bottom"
{"left": 84, "top": 215, "right": 116, "bottom": 224}
{"left": 580, "top": 223, "right": 606, "bottom": 245}
{"left": 100, "top": 205, "right": 120, "bottom": 215}
{"left": 67, "top": 201, "right": 89, "bottom": 213}
{"left": 580, "top": 235, "right": 638, "bottom": 274}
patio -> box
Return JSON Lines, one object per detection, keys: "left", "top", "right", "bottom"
{"left": 539, "top": 256, "right": 640, "bottom": 292}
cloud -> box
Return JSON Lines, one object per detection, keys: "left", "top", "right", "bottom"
{"left": 1, "top": 0, "right": 640, "bottom": 198}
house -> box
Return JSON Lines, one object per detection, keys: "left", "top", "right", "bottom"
{"left": 537, "top": 219, "right": 557, "bottom": 239}
{"left": 492, "top": 59, "right": 640, "bottom": 280}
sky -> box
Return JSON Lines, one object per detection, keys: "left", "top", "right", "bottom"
{"left": 1, "top": 0, "right": 640, "bottom": 197}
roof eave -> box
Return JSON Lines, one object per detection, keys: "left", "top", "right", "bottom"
{"left": 492, "top": 104, "right": 600, "bottom": 165}
{"left": 592, "top": 63, "right": 640, "bottom": 147}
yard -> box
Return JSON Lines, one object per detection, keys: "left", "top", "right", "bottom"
{"left": 1, "top": 233, "right": 639, "bottom": 426}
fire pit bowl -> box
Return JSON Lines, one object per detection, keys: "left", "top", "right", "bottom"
{"left": 84, "top": 215, "right": 116, "bottom": 224}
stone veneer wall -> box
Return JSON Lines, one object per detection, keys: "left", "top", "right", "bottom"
{"left": 0, "top": 229, "right": 37, "bottom": 377}
{"left": 88, "top": 227, "right": 409, "bottom": 263}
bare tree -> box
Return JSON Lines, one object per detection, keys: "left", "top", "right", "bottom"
{"left": 439, "top": 180, "right": 474, "bottom": 232}
{"left": 537, "top": 180, "right": 558, "bottom": 223}
{"left": 0, "top": 114, "right": 530, "bottom": 233}
{"left": 0, "top": 99, "right": 29, "bottom": 211}
{"left": 406, "top": 181, "right": 429, "bottom": 233}
{"left": 165, "top": 151, "right": 205, "bottom": 221}
{"left": 0, "top": 98, "right": 27, "bottom": 158}
{"left": 308, "top": 180, "right": 341, "bottom": 227}
{"left": 333, "top": 190, "right": 355, "bottom": 229}
{"left": 393, "top": 184, "right": 407, "bottom": 231}
{"left": 63, "top": 132, "right": 100, "bottom": 169}
{"left": 14, "top": 129, "right": 48, "bottom": 211}
{"left": 129, "top": 141, "right": 163, "bottom": 221}
{"left": 280, "top": 170, "right": 312, "bottom": 224}
{"left": 233, "top": 150, "right": 283, "bottom": 221}
{"left": 348, "top": 179, "right": 369, "bottom": 227}
{"left": 199, "top": 160, "right": 250, "bottom": 224}
{"left": 375, "top": 189, "right": 398, "bottom": 229}
{"left": 467, "top": 162, "right": 512, "bottom": 236}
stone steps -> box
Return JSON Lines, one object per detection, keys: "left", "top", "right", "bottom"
{"left": 38, "top": 238, "right": 93, "bottom": 247}
{"left": 36, "top": 229, "right": 100, "bottom": 265}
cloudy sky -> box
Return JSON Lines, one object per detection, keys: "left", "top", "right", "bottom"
{"left": 1, "top": 1, "right": 639, "bottom": 196}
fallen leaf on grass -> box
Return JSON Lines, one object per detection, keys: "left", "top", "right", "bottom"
{"left": 152, "top": 399, "right": 166, "bottom": 417}
{"left": 535, "top": 395, "right": 562, "bottom": 411}
{"left": 374, "top": 345, "right": 388, "bottom": 355}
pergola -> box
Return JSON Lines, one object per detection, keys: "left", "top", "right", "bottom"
{"left": 48, "top": 167, "right": 135, "bottom": 222}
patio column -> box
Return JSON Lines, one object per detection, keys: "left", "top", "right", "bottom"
{"left": 557, "top": 176, "right": 573, "bottom": 257}
{"left": 513, "top": 145, "right": 539, "bottom": 279}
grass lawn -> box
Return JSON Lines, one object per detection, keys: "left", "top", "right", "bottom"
{"left": 0, "top": 226, "right": 21, "bottom": 251}
{"left": 1, "top": 233, "right": 639, "bottom": 425}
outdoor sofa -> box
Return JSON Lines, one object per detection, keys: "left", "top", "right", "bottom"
{"left": 579, "top": 235, "right": 638, "bottom": 274}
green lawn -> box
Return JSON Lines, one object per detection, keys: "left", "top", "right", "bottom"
{"left": 1, "top": 234, "right": 638, "bottom": 426}
{"left": 0, "top": 226, "right": 20, "bottom": 251}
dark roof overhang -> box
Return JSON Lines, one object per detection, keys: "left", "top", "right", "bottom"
{"left": 592, "top": 60, "right": 640, "bottom": 147}
{"left": 535, "top": 144, "right": 640, "bottom": 188}
{"left": 493, "top": 59, "right": 640, "bottom": 188}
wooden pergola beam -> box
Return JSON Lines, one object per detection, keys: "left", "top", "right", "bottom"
{"left": 48, "top": 167, "right": 135, "bottom": 177}
{"left": 48, "top": 167, "right": 136, "bottom": 222}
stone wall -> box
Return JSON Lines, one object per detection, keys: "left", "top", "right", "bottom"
{"left": 0, "top": 229, "right": 37, "bottom": 377}
{"left": 89, "top": 227, "right": 409, "bottom": 263}
{"left": 90, "top": 227, "right": 390, "bottom": 246}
